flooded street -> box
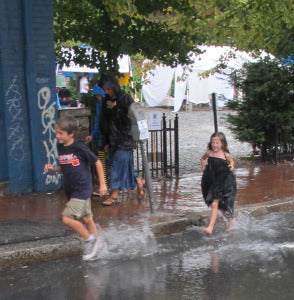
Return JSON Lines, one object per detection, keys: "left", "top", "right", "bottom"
{"left": 1, "top": 164, "right": 294, "bottom": 226}
{"left": 153, "top": 164, "right": 294, "bottom": 215}
{"left": 1, "top": 109, "right": 294, "bottom": 298}
{"left": 236, "top": 165, "right": 294, "bottom": 205}
{"left": 1, "top": 210, "right": 294, "bottom": 299}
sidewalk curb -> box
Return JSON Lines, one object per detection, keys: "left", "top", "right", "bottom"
{"left": 0, "top": 236, "right": 81, "bottom": 269}
{"left": 150, "top": 198, "right": 294, "bottom": 237}
{"left": 1, "top": 197, "right": 294, "bottom": 269}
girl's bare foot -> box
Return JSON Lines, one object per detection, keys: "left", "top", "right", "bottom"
{"left": 226, "top": 218, "right": 236, "bottom": 232}
{"left": 137, "top": 178, "right": 145, "bottom": 198}
{"left": 202, "top": 227, "right": 213, "bottom": 235}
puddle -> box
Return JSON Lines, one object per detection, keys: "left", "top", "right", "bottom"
{"left": 153, "top": 165, "right": 294, "bottom": 214}
{"left": 1, "top": 165, "right": 294, "bottom": 224}
{"left": 236, "top": 165, "right": 294, "bottom": 205}
{"left": 2, "top": 210, "right": 294, "bottom": 300}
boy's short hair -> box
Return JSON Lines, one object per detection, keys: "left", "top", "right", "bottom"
{"left": 55, "top": 116, "right": 78, "bottom": 135}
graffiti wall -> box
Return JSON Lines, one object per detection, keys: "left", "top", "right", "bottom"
{"left": 0, "top": 0, "right": 61, "bottom": 193}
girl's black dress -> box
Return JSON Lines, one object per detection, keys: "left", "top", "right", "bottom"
{"left": 201, "top": 156, "right": 236, "bottom": 218}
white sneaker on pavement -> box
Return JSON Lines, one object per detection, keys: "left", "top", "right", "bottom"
{"left": 82, "top": 236, "right": 101, "bottom": 261}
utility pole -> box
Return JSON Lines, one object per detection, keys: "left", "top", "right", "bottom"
{"left": 212, "top": 93, "right": 218, "bottom": 132}
{"left": 129, "top": 103, "right": 154, "bottom": 212}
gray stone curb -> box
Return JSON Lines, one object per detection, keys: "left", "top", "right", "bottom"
{"left": 1, "top": 197, "right": 294, "bottom": 269}
{"left": 0, "top": 236, "right": 81, "bottom": 269}
{"left": 150, "top": 198, "right": 294, "bottom": 236}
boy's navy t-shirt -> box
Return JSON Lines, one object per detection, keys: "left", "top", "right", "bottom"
{"left": 57, "top": 141, "right": 98, "bottom": 200}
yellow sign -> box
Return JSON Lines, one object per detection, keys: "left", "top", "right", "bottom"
{"left": 117, "top": 73, "right": 130, "bottom": 85}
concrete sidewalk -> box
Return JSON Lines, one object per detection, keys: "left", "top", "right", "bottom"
{"left": 1, "top": 173, "right": 294, "bottom": 269}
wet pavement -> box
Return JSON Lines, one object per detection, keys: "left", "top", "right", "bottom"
{"left": 1, "top": 164, "right": 294, "bottom": 268}
{"left": 2, "top": 209, "right": 294, "bottom": 299}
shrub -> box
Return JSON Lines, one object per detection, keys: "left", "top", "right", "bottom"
{"left": 227, "top": 57, "right": 294, "bottom": 161}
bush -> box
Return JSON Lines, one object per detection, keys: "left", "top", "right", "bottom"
{"left": 67, "top": 77, "right": 79, "bottom": 100}
{"left": 227, "top": 57, "right": 294, "bottom": 160}
{"left": 80, "top": 92, "right": 97, "bottom": 116}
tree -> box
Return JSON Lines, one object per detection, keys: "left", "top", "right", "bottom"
{"left": 54, "top": 0, "right": 294, "bottom": 73}
{"left": 53, "top": 0, "right": 207, "bottom": 73}
{"left": 207, "top": 0, "right": 294, "bottom": 58}
{"left": 227, "top": 58, "right": 294, "bottom": 160}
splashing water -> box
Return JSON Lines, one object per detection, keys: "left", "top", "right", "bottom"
{"left": 92, "top": 222, "right": 159, "bottom": 262}
{"left": 2, "top": 211, "right": 294, "bottom": 300}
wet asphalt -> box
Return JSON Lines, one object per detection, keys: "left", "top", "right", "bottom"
{"left": 1, "top": 164, "right": 294, "bottom": 269}
{"left": 1, "top": 108, "right": 294, "bottom": 268}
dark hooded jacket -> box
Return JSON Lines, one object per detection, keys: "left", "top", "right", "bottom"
{"left": 100, "top": 91, "right": 136, "bottom": 150}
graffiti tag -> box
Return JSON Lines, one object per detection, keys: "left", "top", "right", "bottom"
{"left": 37, "top": 86, "right": 60, "bottom": 185}
{"left": 6, "top": 75, "right": 25, "bottom": 162}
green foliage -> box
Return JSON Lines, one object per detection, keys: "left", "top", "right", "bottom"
{"left": 206, "top": 0, "right": 294, "bottom": 57}
{"left": 67, "top": 77, "right": 78, "bottom": 100}
{"left": 53, "top": 0, "right": 203, "bottom": 73}
{"left": 54, "top": 0, "right": 294, "bottom": 95}
{"left": 130, "top": 53, "right": 145, "bottom": 98}
{"left": 80, "top": 92, "right": 97, "bottom": 118}
{"left": 227, "top": 58, "right": 294, "bottom": 159}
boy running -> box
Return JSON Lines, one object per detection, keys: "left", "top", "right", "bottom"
{"left": 44, "top": 115, "right": 107, "bottom": 260}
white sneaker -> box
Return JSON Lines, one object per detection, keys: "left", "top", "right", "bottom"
{"left": 82, "top": 236, "right": 101, "bottom": 261}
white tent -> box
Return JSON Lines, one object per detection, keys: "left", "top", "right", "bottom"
{"left": 57, "top": 46, "right": 131, "bottom": 75}
{"left": 142, "top": 46, "right": 261, "bottom": 112}
{"left": 59, "top": 54, "right": 131, "bottom": 75}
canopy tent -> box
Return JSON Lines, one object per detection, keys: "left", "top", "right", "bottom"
{"left": 142, "top": 46, "right": 263, "bottom": 112}
{"left": 56, "top": 55, "right": 131, "bottom": 77}
{"left": 59, "top": 54, "right": 131, "bottom": 75}
{"left": 56, "top": 45, "right": 132, "bottom": 83}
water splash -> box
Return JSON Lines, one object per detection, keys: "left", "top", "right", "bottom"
{"left": 92, "top": 222, "right": 158, "bottom": 262}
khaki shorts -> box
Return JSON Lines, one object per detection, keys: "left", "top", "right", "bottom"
{"left": 62, "top": 198, "right": 93, "bottom": 220}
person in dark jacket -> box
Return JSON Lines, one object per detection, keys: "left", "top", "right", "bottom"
{"left": 100, "top": 76, "right": 144, "bottom": 205}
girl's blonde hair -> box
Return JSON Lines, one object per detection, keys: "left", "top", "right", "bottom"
{"left": 207, "top": 132, "right": 230, "bottom": 152}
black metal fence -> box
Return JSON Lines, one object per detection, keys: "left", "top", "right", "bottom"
{"left": 90, "top": 113, "right": 179, "bottom": 182}
{"left": 270, "top": 124, "right": 294, "bottom": 163}
{"left": 252, "top": 122, "right": 294, "bottom": 164}
{"left": 133, "top": 113, "right": 179, "bottom": 178}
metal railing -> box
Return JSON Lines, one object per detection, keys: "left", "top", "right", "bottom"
{"left": 133, "top": 113, "right": 179, "bottom": 178}
{"left": 256, "top": 123, "right": 294, "bottom": 163}
{"left": 273, "top": 123, "right": 294, "bottom": 163}
{"left": 90, "top": 113, "right": 180, "bottom": 182}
